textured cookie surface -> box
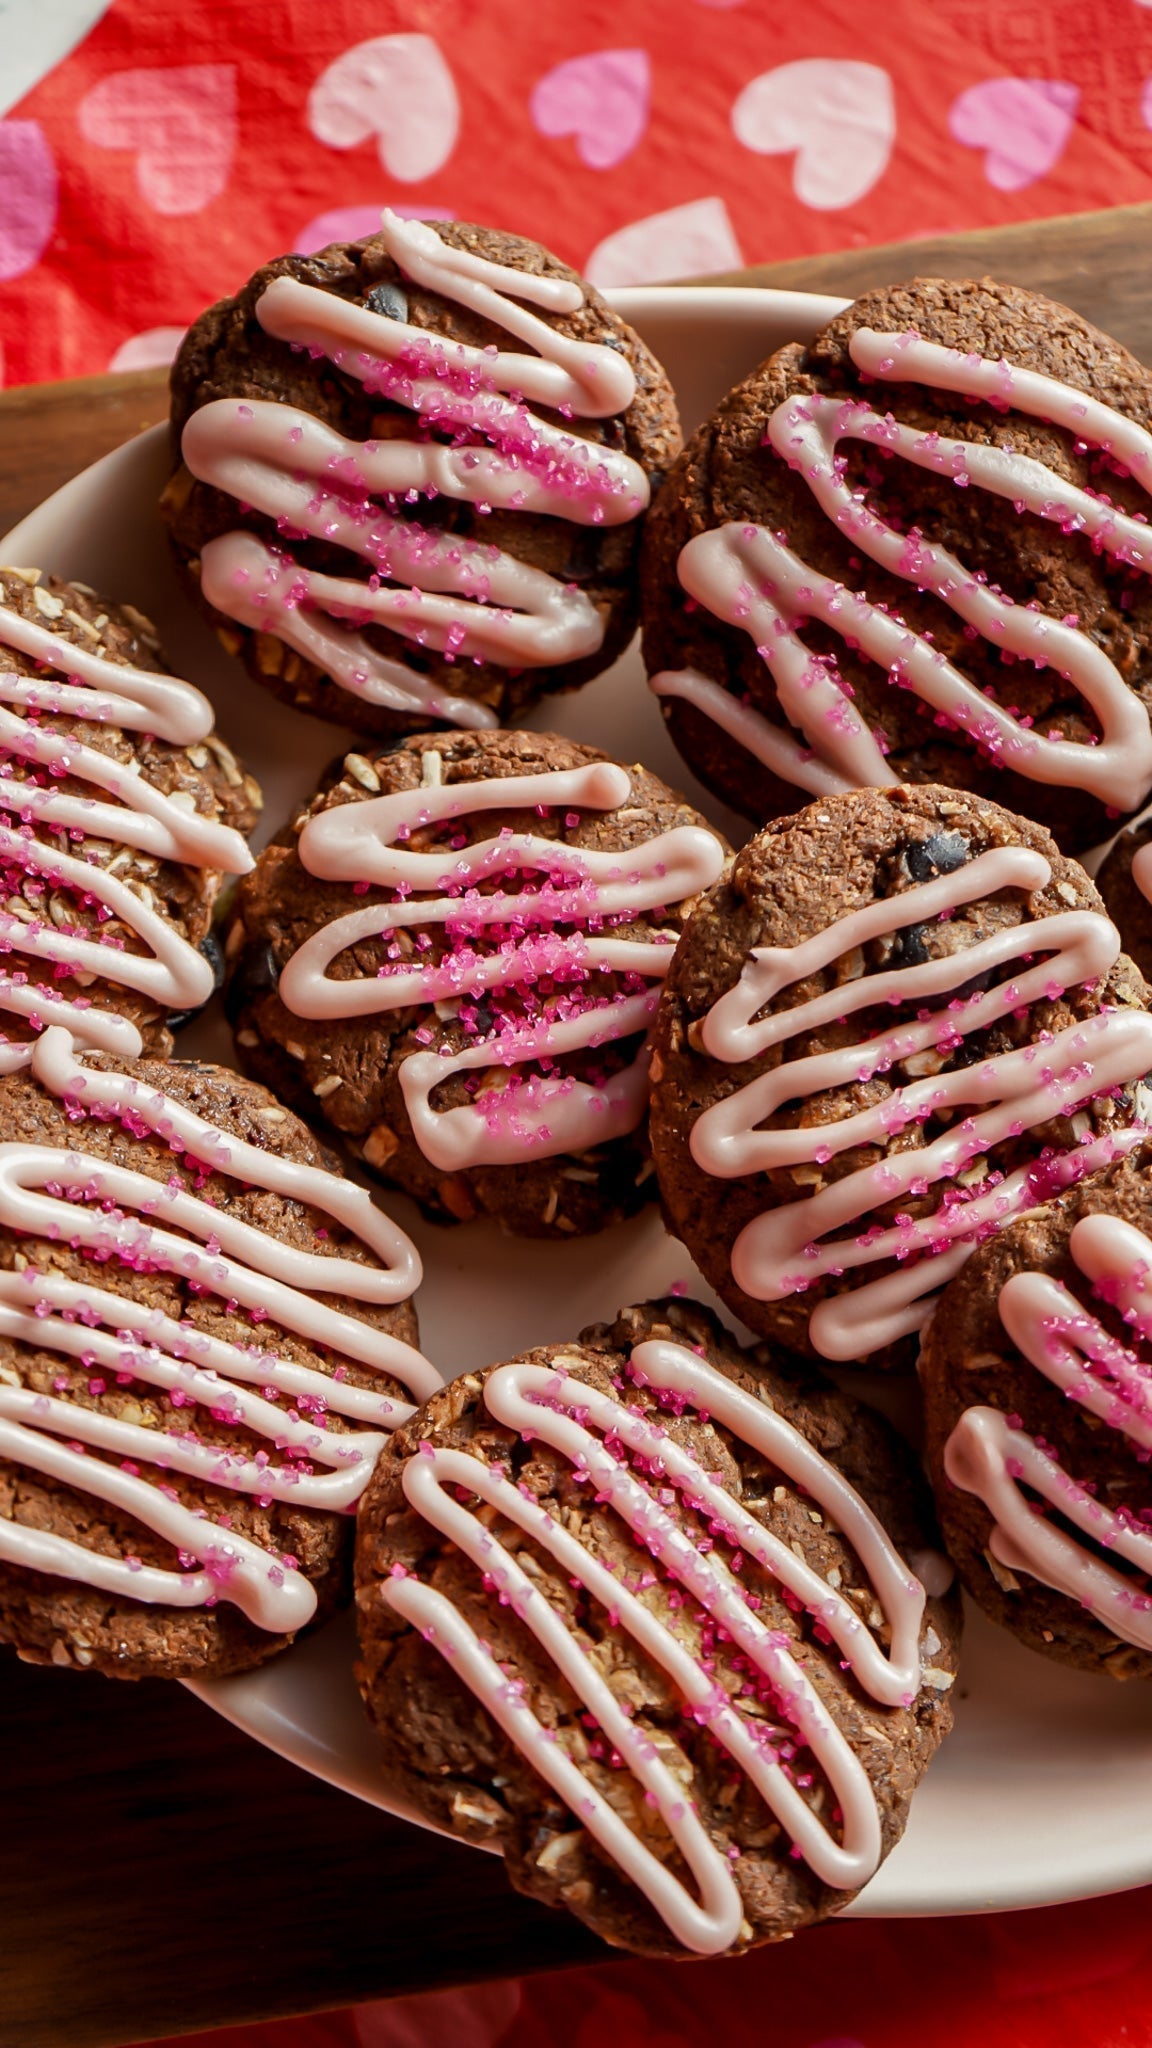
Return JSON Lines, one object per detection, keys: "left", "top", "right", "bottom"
{"left": 0, "top": 1049, "right": 423, "bottom": 1681}
{"left": 641, "top": 276, "right": 1152, "bottom": 850}
{"left": 649, "top": 783, "right": 1152, "bottom": 1369}
{"left": 922, "top": 1152, "right": 1152, "bottom": 1678}
{"left": 0, "top": 566, "right": 260, "bottom": 1059}
{"left": 355, "top": 1297, "right": 959, "bottom": 1956}
{"left": 1098, "top": 823, "right": 1152, "bottom": 987}
{"left": 165, "top": 220, "right": 681, "bottom": 736}
{"left": 229, "top": 726, "right": 727, "bottom": 1239}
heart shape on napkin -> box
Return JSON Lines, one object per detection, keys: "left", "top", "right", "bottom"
{"left": 294, "top": 203, "right": 455, "bottom": 256}
{"left": 530, "top": 49, "right": 650, "bottom": 170}
{"left": 585, "top": 196, "right": 742, "bottom": 288}
{"left": 78, "top": 64, "right": 237, "bottom": 216}
{"left": 308, "top": 33, "right": 459, "bottom": 183}
{"left": 731, "top": 58, "right": 895, "bottom": 210}
{"left": 108, "top": 325, "right": 187, "bottom": 373}
{"left": 949, "top": 77, "right": 1079, "bottom": 191}
{"left": 0, "top": 0, "right": 112, "bottom": 122}
{"left": 0, "top": 120, "right": 57, "bottom": 282}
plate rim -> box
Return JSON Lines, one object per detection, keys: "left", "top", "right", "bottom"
{"left": 5, "top": 276, "right": 1148, "bottom": 1935}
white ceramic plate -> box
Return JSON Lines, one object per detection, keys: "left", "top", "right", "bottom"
{"left": 6, "top": 283, "right": 1152, "bottom": 1923}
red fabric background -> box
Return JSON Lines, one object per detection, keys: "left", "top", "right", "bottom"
{"left": 161, "top": 1889, "right": 1152, "bottom": 2048}
{"left": 8, "top": 1, "right": 1152, "bottom": 2040}
{"left": 5, "top": 0, "right": 1152, "bottom": 387}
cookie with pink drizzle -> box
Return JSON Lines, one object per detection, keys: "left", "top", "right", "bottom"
{"left": 649, "top": 784, "right": 1152, "bottom": 1370}
{"left": 642, "top": 276, "right": 1152, "bottom": 853}
{"left": 922, "top": 1150, "right": 1152, "bottom": 1677}
{"left": 163, "top": 214, "right": 680, "bottom": 737}
{"left": 227, "top": 728, "right": 728, "bottom": 1238}
{"left": 0, "top": 567, "right": 261, "bottom": 1068}
{"left": 355, "top": 1296, "right": 958, "bottom": 1954}
{"left": 0, "top": 1027, "right": 433, "bottom": 1680}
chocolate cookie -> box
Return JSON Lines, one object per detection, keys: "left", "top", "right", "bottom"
{"left": 649, "top": 784, "right": 1152, "bottom": 1371}
{"left": 0, "top": 1027, "right": 433, "bottom": 1681}
{"left": 1097, "top": 820, "right": 1152, "bottom": 985}
{"left": 164, "top": 212, "right": 681, "bottom": 738}
{"left": 227, "top": 727, "right": 728, "bottom": 1238}
{"left": 922, "top": 1151, "right": 1152, "bottom": 1678}
{"left": 0, "top": 565, "right": 261, "bottom": 1065}
{"left": 641, "top": 276, "right": 1152, "bottom": 852}
{"left": 355, "top": 1296, "right": 959, "bottom": 1957}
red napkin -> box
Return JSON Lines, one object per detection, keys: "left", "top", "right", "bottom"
{"left": 161, "top": 1887, "right": 1152, "bottom": 2048}
{"left": 6, "top": 0, "right": 1152, "bottom": 386}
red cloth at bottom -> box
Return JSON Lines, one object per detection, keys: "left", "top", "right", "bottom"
{"left": 166, "top": 1887, "right": 1152, "bottom": 2048}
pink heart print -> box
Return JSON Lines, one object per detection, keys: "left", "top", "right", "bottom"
{"left": 949, "top": 77, "right": 1080, "bottom": 191}
{"left": 78, "top": 65, "right": 237, "bottom": 216}
{"left": 731, "top": 59, "right": 895, "bottom": 210}
{"left": 0, "top": 121, "right": 57, "bottom": 282}
{"left": 586, "top": 196, "right": 742, "bottom": 287}
{"left": 294, "top": 202, "right": 455, "bottom": 256}
{"left": 530, "top": 49, "right": 651, "bottom": 170}
{"left": 108, "top": 326, "right": 187, "bottom": 373}
{"left": 308, "top": 33, "right": 460, "bottom": 182}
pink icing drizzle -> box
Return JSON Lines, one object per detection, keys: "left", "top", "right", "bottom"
{"left": 945, "top": 1214, "right": 1152, "bottom": 1647}
{"left": 281, "top": 760, "right": 725, "bottom": 1169}
{"left": 0, "top": 1027, "right": 434, "bottom": 1629}
{"left": 182, "top": 212, "right": 648, "bottom": 725}
{"left": 652, "top": 327, "right": 1152, "bottom": 810}
{"left": 384, "top": 1336, "right": 935, "bottom": 1952}
{"left": 0, "top": 599, "right": 254, "bottom": 1070}
{"left": 691, "top": 843, "right": 1152, "bottom": 1360}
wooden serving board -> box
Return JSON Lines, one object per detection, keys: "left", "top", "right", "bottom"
{"left": 1, "top": 199, "right": 1150, "bottom": 2048}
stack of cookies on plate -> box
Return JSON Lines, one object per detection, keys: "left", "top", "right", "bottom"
{"left": 4, "top": 212, "right": 1152, "bottom": 1957}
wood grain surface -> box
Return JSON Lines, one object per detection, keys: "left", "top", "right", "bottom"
{"left": 3, "top": 1657, "right": 602, "bottom": 2048}
{"left": 0, "top": 367, "right": 168, "bottom": 542}
{"left": 728, "top": 197, "right": 1152, "bottom": 347}
{"left": 1, "top": 199, "right": 1149, "bottom": 2048}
